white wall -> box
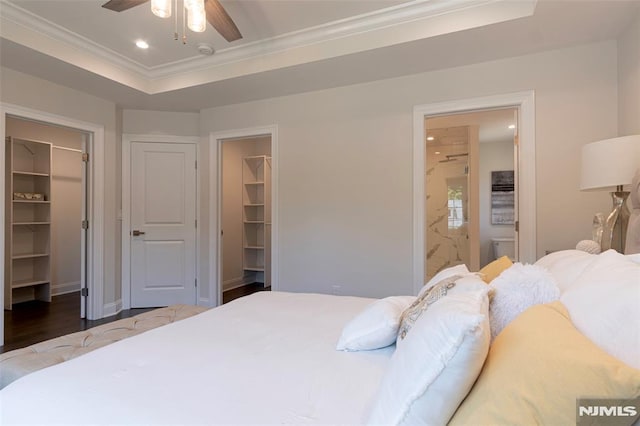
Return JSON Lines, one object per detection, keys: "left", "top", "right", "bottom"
{"left": 618, "top": 11, "right": 640, "bottom": 136}
{"left": 1, "top": 68, "right": 119, "bottom": 312}
{"left": 200, "top": 41, "right": 618, "bottom": 298}
{"left": 479, "top": 141, "right": 514, "bottom": 267}
{"left": 221, "top": 137, "right": 271, "bottom": 290}
{"left": 122, "top": 110, "right": 200, "bottom": 136}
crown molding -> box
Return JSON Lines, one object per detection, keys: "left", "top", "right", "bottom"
{"left": 0, "top": 0, "right": 537, "bottom": 94}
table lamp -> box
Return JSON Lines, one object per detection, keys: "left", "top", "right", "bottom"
{"left": 580, "top": 135, "right": 640, "bottom": 253}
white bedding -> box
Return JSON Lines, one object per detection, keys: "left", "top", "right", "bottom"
{"left": 0, "top": 292, "right": 393, "bottom": 425}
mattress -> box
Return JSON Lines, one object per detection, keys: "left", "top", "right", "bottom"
{"left": 0, "top": 292, "right": 393, "bottom": 425}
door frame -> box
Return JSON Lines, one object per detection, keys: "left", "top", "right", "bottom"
{"left": 0, "top": 102, "right": 105, "bottom": 345}
{"left": 412, "top": 91, "right": 536, "bottom": 295}
{"left": 209, "top": 125, "right": 278, "bottom": 307}
{"left": 121, "top": 134, "right": 200, "bottom": 310}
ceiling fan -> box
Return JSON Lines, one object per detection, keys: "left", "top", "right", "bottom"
{"left": 102, "top": 0, "right": 242, "bottom": 42}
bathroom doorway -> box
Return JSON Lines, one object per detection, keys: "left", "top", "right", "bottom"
{"left": 424, "top": 107, "right": 517, "bottom": 281}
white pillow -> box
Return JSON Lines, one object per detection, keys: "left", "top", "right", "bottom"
{"left": 418, "top": 263, "right": 470, "bottom": 298}
{"left": 561, "top": 249, "right": 640, "bottom": 369}
{"left": 626, "top": 253, "right": 640, "bottom": 264}
{"left": 534, "top": 249, "right": 595, "bottom": 292}
{"left": 489, "top": 263, "right": 560, "bottom": 340}
{"left": 336, "top": 296, "right": 415, "bottom": 351}
{"left": 368, "top": 275, "right": 490, "bottom": 426}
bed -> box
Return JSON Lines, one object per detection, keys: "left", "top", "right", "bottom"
{"left": 1, "top": 249, "right": 639, "bottom": 425}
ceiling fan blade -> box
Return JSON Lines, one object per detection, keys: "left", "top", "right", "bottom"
{"left": 102, "top": 0, "right": 149, "bottom": 12}
{"left": 204, "top": 0, "right": 242, "bottom": 42}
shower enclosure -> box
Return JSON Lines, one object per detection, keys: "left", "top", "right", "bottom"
{"left": 424, "top": 125, "right": 479, "bottom": 281}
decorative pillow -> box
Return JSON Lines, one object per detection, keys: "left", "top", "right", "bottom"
{"left": 478, "top": 256, "right": 513, "bottom": 283}
{"left": 418, "top": 263, "right": 469, "bottom": 298}
{"left": 398, "top": 275, "right": 460, "bottom": 340}
{"left": 488, "top": 263, "right": 560, "bottom": 340}
{"left": 534, "top": 249, "right": 595, "bottom": 292}
{"left": 449, "top": 302, "right": 640, "bottom": 426}
{"left": 336, "top": 296, "right": 415, "bottom": 351}
{"left": 368, "top": 275, "right": 490, "bottom": 425}
{"left": 561, "top": 249, "right": 640, "bottom": 369}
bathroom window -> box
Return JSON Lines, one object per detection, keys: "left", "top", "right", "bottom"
{"left": 448, "top": 187, "right": 463, "bottom": 229}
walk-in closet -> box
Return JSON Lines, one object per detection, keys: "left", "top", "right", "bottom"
{"left": 4, "top": 117, "right": 85, "bottom": 320}
{"left": 221, "top": 135, "right": 272, "bottom": 298}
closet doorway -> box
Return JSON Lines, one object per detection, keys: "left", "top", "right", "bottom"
{"left": 220, "top": 135, "right": 272, "bottom": 304}
{"left": 4, "top": 117, "right": 88, "bottom": 341}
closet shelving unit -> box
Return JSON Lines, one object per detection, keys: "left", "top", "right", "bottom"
{"left": 242, "top": 155, "right": 271, "bottom": 287}
{"left": 4, "top": 137, "right": 52, "bottom": 309}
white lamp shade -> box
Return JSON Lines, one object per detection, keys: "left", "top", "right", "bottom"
{"left": 580, "top": 135, "right": 640, "bottom": 191}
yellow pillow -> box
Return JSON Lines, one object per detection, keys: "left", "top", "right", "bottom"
{"left": 478, "top": 255, "right": 513, "bottom": 283}
{"left": 449, "top": 301, "right": 640, "bottom": 425}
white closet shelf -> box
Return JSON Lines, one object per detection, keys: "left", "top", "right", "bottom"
{"left": 13, "top": 200, "right": 50, "bottom": 204}
{"left": 244, "top": 220, "right": 264, "bottom": 224}
{"left": 12, "top": 279, "right": 50, "bottom": 289}
{"left": 12, "top": 253, "right": 49, "bottom": 260}
{"left": 243, "top": 266, "right": 265, "bottom": 272}
{"left": 244, "top": 181, "right": 264, "bottom": 185}
{"left": 13, "top": 171, "right": 50, "bottom": 177}
{"left": 244, "top": 203, "right": 264, "bottom": 207}
{"left": 13, "top": 222, "right": 51, "bottom": 225}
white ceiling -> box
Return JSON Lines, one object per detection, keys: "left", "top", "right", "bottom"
{"left": 1, "top": 0, "right": 639, "bottom": 111}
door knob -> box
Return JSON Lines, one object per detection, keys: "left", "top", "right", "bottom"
{"left": 132, "top": 230, "right": 146, "bottom": 236}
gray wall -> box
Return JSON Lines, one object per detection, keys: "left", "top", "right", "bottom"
{"left": 200, "top": 41, "right": 618, "bottom": 298}
{"left": 618, "top": 11, "right": 640, "bottom": 136}
{"left": 479, "top": 140, "right": 514, "bottom": 267}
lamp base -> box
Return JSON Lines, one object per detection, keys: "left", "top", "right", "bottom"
{"left": 601, "top": 189, "right": 630, "bottom": 253}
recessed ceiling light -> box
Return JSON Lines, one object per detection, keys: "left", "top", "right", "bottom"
{"left": 427, "top": 136, "right": 435, "bottom": 141}
{"left": 136, "top": 40, "right": 149, "bottom": 49}
{"left": 435, "top": 151, "right": 441, "bottom": 155}
{"left": 508, "top": 124, "right": 516, "bottom": 129}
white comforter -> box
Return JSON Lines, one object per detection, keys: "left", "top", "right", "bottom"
{"left": 0, "top": 292, "right": 393, "bottom": 425}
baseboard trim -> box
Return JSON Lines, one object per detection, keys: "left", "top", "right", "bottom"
{"left": 52, "top": 281, "right": 81, "bottom": 296}
{"left": 223, "top": 276, "right": 255, "bottom": 292}
{"left": 103, "top": 299, "right": 123, "bottom": 318}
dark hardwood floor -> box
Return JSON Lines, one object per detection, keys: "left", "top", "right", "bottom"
{"left": 1, "top": 292, "right": 155, "bottom": 354}
{"left": 2, "top": 284, "right": 270, "bottom": 354}
{"left": 223, "top": 283, "right": 270, "bottom": 304}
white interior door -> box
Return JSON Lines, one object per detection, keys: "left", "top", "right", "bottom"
{"left": 130, "top": 142, "right": 197, "bottom": 307}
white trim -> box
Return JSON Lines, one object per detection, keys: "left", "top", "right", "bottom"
{"left": 0, "top": 102, "right": 105, "bottom": 346}
{"left": 412, "top": 91, "right": 536, "bottom": 295}
{"left": 51, "top": 280, "right": 81, "bottom": 296}
{"left": 209, "top": 125, "right": 279, "bottom": 308}
{"left": 121, "top": 134, "right": 200, "bottom": 310}
{"left": 102, "top": 299, "right": 123, "bottom": 318}
{"left": 0, "top": 0, "right": 535, "bottom": 94}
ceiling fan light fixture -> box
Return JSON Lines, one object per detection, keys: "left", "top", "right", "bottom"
{"left": 186, "top": 0, "right": 206, "bottom": 33}
{"left": 151, "top": 0, "right": 171, "bottom": 18}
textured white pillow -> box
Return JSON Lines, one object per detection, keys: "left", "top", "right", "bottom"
{"left": 489, "top": 263, "right": 560, "bottom": 340}
{"left": 534, "top": 249, "right": 595, "bottom": 292}
{"left": 336, "top": 296, "right": 416, "bottom": 351}
{"left": 561, "top": 249, "right": 640, "bottom": 369}
{"left": 418, "top": 263, "right": 470, "bottom": 298}
{"left": 368, "top": 275, "right": 490, "bottom": 426}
